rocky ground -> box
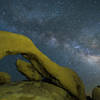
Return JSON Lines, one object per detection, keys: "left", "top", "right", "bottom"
{"left": 0, "top": 80, "right": 75, "bottom": 100}
{"left": 0, "top": 80, "right": 99, "bottom": 100}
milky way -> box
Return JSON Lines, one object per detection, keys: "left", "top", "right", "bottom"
{"left": 0, "top": 0, "right": 100, "bottom": 95}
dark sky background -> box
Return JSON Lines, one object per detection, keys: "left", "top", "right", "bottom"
{"left": 0, "top": 0, "right": 100, "bottom": 95}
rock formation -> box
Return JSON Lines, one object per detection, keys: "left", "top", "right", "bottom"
{"left": 16, "top": 59, "right": 42, "bottom": 81}
{"left": 92, "top": 86, "right": 100, "bottom": 100}
{"left": 0, "top": 31, "right": 86, "bottom": 100}
{"left": 0, "top": 81, "right": 76, "bottom": 100}
{"left": 0, "top": 72, "right": 11, "bottom": 84}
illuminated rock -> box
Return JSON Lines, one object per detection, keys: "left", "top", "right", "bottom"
{"left": 16, "top": 59, "right": 42, "bottom": 81}
{"left": 0, "top": 72, "right": 11, "bottom": 84}
{"left": 0, "top": 31, "right": 86, "bottom": 100}
{"left": 0, "top": 81, "right": 74, "bottom": 100}
{"left": 92, "top": 86, "right": 100, "bottom": 100}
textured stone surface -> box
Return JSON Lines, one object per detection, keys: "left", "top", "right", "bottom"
{"left": 16, "top": 59, "right": 42, "bottom": 81}
{"left": 0, "top": 31, "right": 86, "bottom": 100}
{"left": 0, "top": 72, "right": 11, "bottom": 84}
{"left": 92, "top": 86, "right": 100, "bottom": 100}
{"left": 0, "top": 81, "right": 76, "bottom": 100}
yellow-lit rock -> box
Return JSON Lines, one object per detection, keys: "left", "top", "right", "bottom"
{"left": 0, "top": 81, "right": 72, "bottom": 100}
{"left": 0, "top": 31, "right": 86, "bottom": 100}
{"left": 16, "top": 59, "right": 42, "bottom": 81}
{"left": 0, "top": 72, "right": 11, "bottom": 84}
{"left": 92, "top": 86, "right": 100, "bottom": 100}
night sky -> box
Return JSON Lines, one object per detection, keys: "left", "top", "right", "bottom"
{"left": 0, "top": 0, "right": 100, "bottom": 95}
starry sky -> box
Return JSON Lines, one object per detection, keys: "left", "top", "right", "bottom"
{"left": 0, "top": 0, "right": 100, "bottom": 95}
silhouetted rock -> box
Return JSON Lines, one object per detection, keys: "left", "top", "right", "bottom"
{"left": 86, "top": 96, "right": 92, "bottom": 100}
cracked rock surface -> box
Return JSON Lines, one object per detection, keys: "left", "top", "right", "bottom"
{"left": 0, "top": 81, "right": 76, "bottom": 100}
